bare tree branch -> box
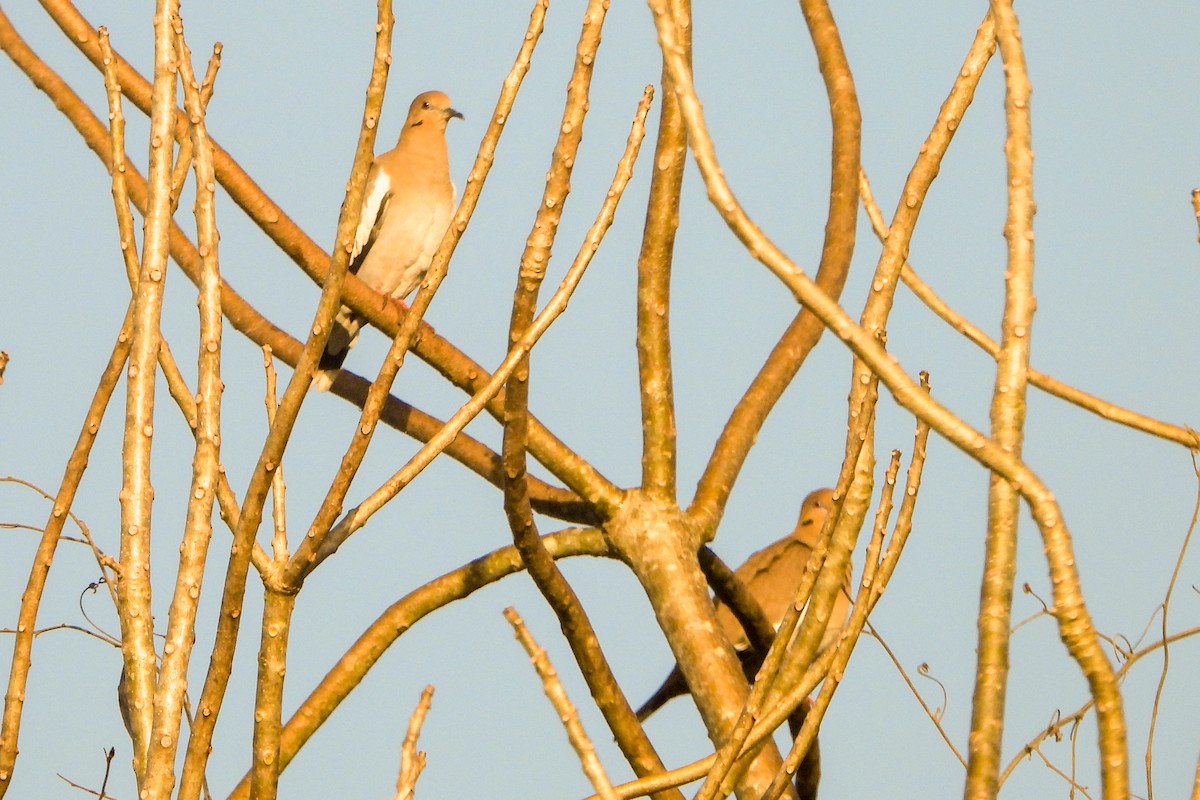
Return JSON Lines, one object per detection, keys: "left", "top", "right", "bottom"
{"left": 225, "top": 528, "right": 609, "bottom": 799}
{"left": 178, "top": 2, "right": 396, "bottom": 794}
{"left": 504, "top": 609, "right": 619, "bottom": 800}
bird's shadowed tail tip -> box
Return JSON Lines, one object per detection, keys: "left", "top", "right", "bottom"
{"left": 312, "top": 370, "right": 336, "bottom": 392}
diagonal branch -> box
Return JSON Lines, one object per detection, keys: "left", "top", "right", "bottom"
{"left": 286, "top": 0, "right": 551, "bottom": 585}
{"left": 685, "top": 0, "right": 859, "bottom": 535}
{"left": 0, "top": 9, "right": 597, "bottom": 526}
{"left": 225, "top": 529, "right": 610, "bottom": 800}
{"left": 35, "top": 0, "right": 624, "bottom": 513}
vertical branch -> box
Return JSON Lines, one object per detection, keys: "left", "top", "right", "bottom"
{"left": 176, "top": 4, "right": 394, "bottom": 797}
{"left": 505, "top": 87, "right": 682, "bottom": 794}
{"left": 250, "top": 588, "right": 296, "bottom": 800}
{"left": 116, "top": 0, "right": 179, "bottom": 779}
{"left": 498, "top": 3, "right": 681, "bottom": 793}
{"left": 963, "top": 4, "right": 1033, "bottom": 798}
{"left": 141, "top": 23, "right": 224, "bottom": 797}
{"left": 635, "top": 0, "right": 690, "bottom": 501}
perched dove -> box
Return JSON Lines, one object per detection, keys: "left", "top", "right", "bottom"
{"left": 314, "top": 90, "right": 462, "bottom": 392}
{"left": 635, "top": 488, "right": 852, "bottom": 722}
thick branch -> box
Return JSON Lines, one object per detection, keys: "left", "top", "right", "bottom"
{"left": 648, "top": 4, "right": 1128, "bottom": 797}
{"left": 249, "top": 588, "right": 296, "bottom": 800}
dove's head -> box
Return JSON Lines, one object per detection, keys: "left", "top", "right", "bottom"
{"left": 405, "top": 90, "right": 464, "bottom": 133}
{"left": 792, "top": 488, "right": 836, "bottom": 543}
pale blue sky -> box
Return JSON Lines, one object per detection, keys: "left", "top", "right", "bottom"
{"left": 3, "top": 3, "right": 1200, "bottom": 798}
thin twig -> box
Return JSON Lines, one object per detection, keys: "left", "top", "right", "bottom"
{"left": 999, "top": 623, "right": 1200, "bottom": 788}
{"left": 867, "top": 625, "right": 966, "bottom": 768}
{"left": 178, "top": 3, "right": 395, "bottom": 796}
{"left": 393, "top": 686, "right": 433, "bottom": 800}
{"left": 1, "top": 477, "right": 119, "bottom": 598}
{"left": 504, "top": 609, "right": 619, "bottom": 800}
{"left": 285, "top": 0, "right": 554, "bottom": 585}
{"left": 56, "top": 747, "right": 119, "bottom": 800}
{"left": 1146, "top": 456, "right": 1200, "bottom": 799}
{"left": 263, "top": 347, "right": 289, "bottom": 562}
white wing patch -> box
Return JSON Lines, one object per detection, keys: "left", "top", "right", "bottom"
{"left": 352, "top": 165, "right": 392, "bottom": 265}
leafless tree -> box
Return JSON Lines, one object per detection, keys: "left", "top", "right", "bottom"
{"left": 3, "top": 3, "right": 1199, "bottom": 800}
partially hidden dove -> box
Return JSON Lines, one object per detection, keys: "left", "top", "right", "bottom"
{"left": 635, "top": 488, "right": 852, "bottom": 721}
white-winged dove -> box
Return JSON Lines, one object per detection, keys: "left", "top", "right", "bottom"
{"left": 314, "top": 90, "right": 462, "bottom": 392}
{"left": 635, "top": 488, "right": 852, "bottom": 721}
